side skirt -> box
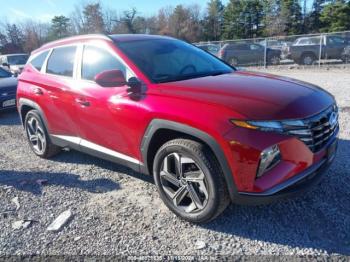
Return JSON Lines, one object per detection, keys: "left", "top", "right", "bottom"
{"left": 50, "top": 135, "right": 142, "bottom": 173}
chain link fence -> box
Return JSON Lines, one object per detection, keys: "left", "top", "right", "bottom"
{"left": 194, "top": 31, "right": 350, "bottom": 68}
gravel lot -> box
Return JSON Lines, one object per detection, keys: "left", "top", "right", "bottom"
{"left": 0, "top": 68, "right": 349, "bottom": 258}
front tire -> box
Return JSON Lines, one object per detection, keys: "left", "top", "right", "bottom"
{"left": 153, "top": 139, "right": 230, "bottom": 223}
{"left": 268, "top": 54, "right": 280, "bottom": 65}
{"left": 24, "top": 110, "right": 61, "bottom": 158}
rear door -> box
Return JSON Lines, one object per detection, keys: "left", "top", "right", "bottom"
{"left": 39, "top": 45, "right": 80, "bottom": 141}
{"left": 249, "top": 44, "right": 264, "bottom": 64}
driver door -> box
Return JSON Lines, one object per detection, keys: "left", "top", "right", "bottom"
{"left": 74, "top": 44, "right": 137, "bottom": 159}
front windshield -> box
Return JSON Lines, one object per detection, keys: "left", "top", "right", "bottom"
{"left": 117, "top": 39, "right": 234, "bottom": 83}
{"left": 7, "top": 55, "right": 28, "bottom": 65}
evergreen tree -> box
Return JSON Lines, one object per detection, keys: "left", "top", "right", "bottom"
{"left": 308, "top": 0, "right": 326, "bottom": 32}
{"left": 280, "top": 0, "right": 303, "bottom": 35}
{"left": 50, "top": 16, "right": 71, "bottom": 39}
{"left": 222, "top": 0, "right": 264, "bottom": 39}
{"left": 203, "top": 0, "right": 224, "bottom": 41}
{"left": 320, "top": 0, "right": 350, "bottom": 32}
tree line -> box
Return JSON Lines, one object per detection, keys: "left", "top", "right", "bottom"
{"left": 0, "top": 0, "right": 350, "bottom": 54}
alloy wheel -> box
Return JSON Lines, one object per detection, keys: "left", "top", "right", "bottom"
{"left": 229, "top": 57, "right": 238, "bottom": 66}
{"left": 270, "top": 56, "right": 280, "bottom": 65}
{"left": 26, "top": 115, "right": 47, "bottom": 155}
{"left": 303, "top": 56, "right": 315, "bottom": 65}
{"left": 159, "top": 153, "right": 209, "bottom": 213}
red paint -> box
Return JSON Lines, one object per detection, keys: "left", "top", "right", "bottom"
{"left": 17, "top": 35, "right": 336, "bottom": 194}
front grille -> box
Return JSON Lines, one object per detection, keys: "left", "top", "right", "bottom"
{"left": 283, "top": 105, "right": 339, "bottom": 152}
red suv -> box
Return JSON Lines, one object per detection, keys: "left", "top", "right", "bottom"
{"left": 17, "top": 34, "right": 339, "bottom": 223}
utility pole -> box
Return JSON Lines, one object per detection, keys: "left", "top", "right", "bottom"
{"left": 303, "top": 0, "right": 307, "bottom": 33}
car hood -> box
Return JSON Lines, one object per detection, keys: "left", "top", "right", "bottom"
{"left": 156, "top": 71, "right": 334, "bottom": 120}
{"left": 0, "top": 77, "right": 18, "bottom": 93}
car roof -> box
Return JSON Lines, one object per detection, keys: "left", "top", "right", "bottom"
{"left": 109, "top": 34, "right": 174, "bottom": 42}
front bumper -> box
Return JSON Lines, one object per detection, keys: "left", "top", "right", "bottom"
{"left": 232, "top": 150, "right": 335, "bottom": 205}
{"left": 222, "top": 117, "right": 338, "bottom": 203}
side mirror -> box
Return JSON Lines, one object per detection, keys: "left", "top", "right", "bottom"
{"left": 2, "top": 63, "right": 9, "bottom": 68}
{"left": 95, "top": 69, "right": 126, "bottom": 87}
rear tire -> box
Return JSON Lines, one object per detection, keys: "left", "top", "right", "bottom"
{"left": 300, "top": 53, "right": 317, "bottom": 65}
{"left": 229, "top": 57, "right": 239, "bottom": 66}
{"left": 24, "top": 110, "right": 61, "bottom": 158}
{"left": 153, "top": 138, "right": 230, "bottom": 223}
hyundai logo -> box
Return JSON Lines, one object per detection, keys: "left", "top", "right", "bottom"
{"left": 1, "top": 92, "right": 8, "bottom": 97}
{"left": 329, "top": 112, "right": 337, "bottom": 127}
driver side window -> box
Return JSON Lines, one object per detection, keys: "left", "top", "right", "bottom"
{"left": 81, "top": 45, "right": 127, "bottom": 81}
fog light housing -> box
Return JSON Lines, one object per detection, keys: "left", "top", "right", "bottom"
{"left": 257, "top": 145, "right": 281, "bottom": 178}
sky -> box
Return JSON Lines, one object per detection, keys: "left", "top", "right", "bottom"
{"left": 0, "top": 0, "right": 229, "bottom": 23}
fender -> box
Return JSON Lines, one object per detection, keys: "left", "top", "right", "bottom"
{"left": 140, "top": 119, "right": 238, "bottom": 201}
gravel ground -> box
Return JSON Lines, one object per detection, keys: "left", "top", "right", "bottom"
{"left": 0, "top": 68, "right": 349, "bottom": 258}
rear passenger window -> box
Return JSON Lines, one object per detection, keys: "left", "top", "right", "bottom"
{"left": 46, "top": 46, "right": 76, "bottom": 77}
{"left": 30, "top": 51, "right": 49, "bottom": 71}
{"left": 81, "top": 45, "right": 126, "bottom": 81}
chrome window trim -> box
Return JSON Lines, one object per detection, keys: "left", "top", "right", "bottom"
{"left": 51, "top": 135, "right": 141, "bottom": 165}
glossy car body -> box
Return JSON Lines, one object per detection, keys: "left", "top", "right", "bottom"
{"left": 17, "top": 34, "right": 338, "bottom": 208}
{"left": 0, "top": 68, "right": 17, "bottom": 111}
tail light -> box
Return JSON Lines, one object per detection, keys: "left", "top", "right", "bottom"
{"left": 218, "top": 49, "right": 224, "bottom": 58}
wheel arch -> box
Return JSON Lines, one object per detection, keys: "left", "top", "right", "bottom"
{"left": 300, "top": 51, "right": 317, "bottom": 61}
{"left": 140, "top": 119, "right": 238, "bottom": 200}
{"left": 18, "top": 98, "right": 49, "bottom": 131}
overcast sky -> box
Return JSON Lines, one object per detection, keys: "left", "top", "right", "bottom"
{"left": 0, "top": 0, "right": 230, "bottom": 23}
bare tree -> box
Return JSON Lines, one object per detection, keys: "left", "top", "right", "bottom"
{"left": 70, "top": 5, "right": 84, "bottom": 34}
{"left": 112, "top": 8, "right": 138, "bottom": 34}
{"left": 168, "top": 4, "right": 203, "bottom": 42}
{"left": 157, "top": 6, "right": 174, "bottom": 35}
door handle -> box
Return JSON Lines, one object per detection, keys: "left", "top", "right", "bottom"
{"left": 75, "top": 98, "right": 90, "bottom": 107}
{"left": 33, "top": 87, "right": 43, "bottom": 95}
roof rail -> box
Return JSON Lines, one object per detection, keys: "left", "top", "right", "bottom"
{"left": 41, "top": 34, "right": 112, "bottom": 48}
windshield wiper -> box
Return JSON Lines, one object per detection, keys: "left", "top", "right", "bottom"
{"left": 155, "top": 70, "right": 231, "bottom": 83}
{"left": 209, "top": 70, "right": 230, "bottom": 76}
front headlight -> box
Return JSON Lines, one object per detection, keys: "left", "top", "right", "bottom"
{"left": 231, "top": 119, "right": 305, "bottom": 132}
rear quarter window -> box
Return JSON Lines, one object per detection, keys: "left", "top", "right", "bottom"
{"left": 29, "top": 51, "right": 49, "bottom": 71}
{"left": 46, "top": 46, "right": 77, "bottom": 77}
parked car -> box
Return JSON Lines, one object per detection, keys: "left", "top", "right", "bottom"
{"left": 218, "top": 42, "right": 281, "bottom": 66}
{"left": 196, "top": 44, "right": 220, "bottom": 56}
{"left": 0, "top": 67, "right": 17, "bottom": 111}
{"left": 17, "top": 34, "right": 338, "bottom": 223}
{"left": 0, "top": 53, "right": 29, "bottom": 75}
{"left": 259, "top": 39, "right": 292, "bottom": 50}
{"left": 341, "top": 45, "right": 350, "bottom": 63}
{"left": 288, "top": 35, "right": 350, "bottom": 65}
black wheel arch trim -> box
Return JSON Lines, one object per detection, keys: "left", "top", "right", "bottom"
{"left": 140, "top": 119, "right": 238, "bottom": 200}
{"left": 18, "top": 98, "right": 50, "bottom": 131}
